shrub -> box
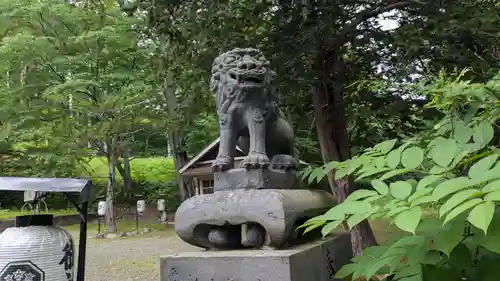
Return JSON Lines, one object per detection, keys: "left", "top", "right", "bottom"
{"left": 301, "top": 72, "right": 500, "bottom": 281}
{"left": 82, "top": 157, "right": 180, "bottom": 211}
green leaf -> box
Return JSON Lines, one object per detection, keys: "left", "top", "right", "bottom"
{"left": 401, "top": 147, "right": 424, "bottom": 169}
{"left": 451, "top": 150, "right": 470, "bottom": 168}
{"left": 308, "top": 167, "right": 326, "bottom": 184}
{"left": 322, "top": 206, "right": 346, "bottom": 221}
{"left": 430, "top": 138, "right": 457, "bottom": 167}
{"left": 346, "top": 211, "right": 375, "bottom": 229}
{"left": 334, "top": 263, "right": 357, "bottom": 279}
{"left": 408, "top": 187, "right": 432, "bottom": 202}
{"left": 410, "top": 195, "right": 435, "bottom": 207}
{"left": 473, "top": 121, "right": 494, "bottom": 146}
{"left": 448, "top": 243, "right": 472, "bottom": 271}
{"left": 399, "top": 274, "right": 423, "bottom": 281}
{"left": 356, "top": 167, "right": 391, "bottom": 181}
{"left": 302, "top": 221, "right": 324, "bottom": 234}
{"left": 345, "top": 189, "right": 379, "bottom": 202}
{"left": 386, "top": 206, "right": 410, "bottom": 217}
{"left": 439, "top": 189, "right": 480, "bottom": 218}
{"left": 484, "top": 190, "right": 500, "bottom": 201}
{"left": 467, "top": 201, "right": 495, "bottom": 234}
{"left": 432, "top": 177, "right": 475, "bottom": 201}
{"left": 324, "top": 201, "right": 372, "bottom": 219}
{"left": 334, "top": 166, "right": 350, "bottom": 180}
{"left": 371, "top": 179, "right": 389, "bottom": 195}
{"left": 394, "top": 207, "right": 422, "bottom": 234}
{"left": 374, "top": 139, "right": 397, "bottom": 154}
{"left": 374, "top": 157, "right": 386, "bottom": 169}
{"left": 433, "top": 219, "right": 466, "bottom": 256}
{"left": 468, "top": 154, "right": 498, "bottom": 180}
{"left": 363, "top": 256, "right": 398, "bottom": 280}
{"left": 475, "top": 256, "right": 499, "bottom": 281}
{"left": 483, "top": 164, "right": 500, "bottom": 182}
{"left": 342, "top": 201, "right": 374, "bottom": 215}
{"left": 482, "top": 179, "right": 500, "bottom": 193}
{"left": 472, "top": 211, "right": 500, "bottom": 254}
{"left": 429, "top": 165, "right": 450, "bottom": 174}
{"left": 453, "top": 121, "right": 473, "bottom": 144}
{"left": 380, "top": 168, "right": 409, "bottom": 180}
{"left": 443, "top": 198, "right": 483, "bottom": 225}
{"left": 364, "top": 194, "right": 383, "bottom": 203}
{"left": 390, "top": 181, "right": 413, "bottom": 200}
{"left": 321, "top": 220, "right": 343, "bottom": 237}
{"left": 416, "top": 175, "right": 442, "bottom": 190}
{"left": 406, "top": 179, "right": 418, "bottom": 188}
{"left": 323, "top": 161, "right": 339, "bottom": 173}
{"left": 299, "top": 167, "right": 312, "bottom": 180}
{"left": 393, "top": 264, "right": 421, "bottom": 280}
{"left": 463, "top": 142, "right": 483, "bottom": 153}
{"left": 421, "top": 250, "right": 444, "bottom": 265}
{"left": 383, "top": 235, "right": 426, "bottom": 256}
{"left": 298, "top": 216, "right": 326, "bottom": 229}
{"left": 387, "top": 149, "right": 401, "bottom": 169}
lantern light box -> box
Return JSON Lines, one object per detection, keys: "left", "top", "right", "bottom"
{"left": 97, "top": 201, "right": 106, "bottom": 217}
{"left": 0, "top": 177, "right": 94, "bottom": 281}
{"left": 137, "top": 200, "right": 146, "bottom": 213}
{"left": 157, "top": 199, "right": 166, "bottom": 212}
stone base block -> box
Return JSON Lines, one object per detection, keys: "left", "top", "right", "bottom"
{"left": 160, "top": 234, "right": 353, "bottom": 281}
{"left": 214, "top": 168, "right": 302, "bottom": 192}
{"left": 175, "top": 189, "right": 336, "bottom": 249}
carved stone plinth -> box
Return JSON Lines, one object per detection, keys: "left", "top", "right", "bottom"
{"left": 160, "top": 234, "right": 353, "bottom": 281}
{"left": 174, "top": 189, "right": 336, "bottom": 250}
{"left": 214, "top": 168, "right": 303, "bottom": 192}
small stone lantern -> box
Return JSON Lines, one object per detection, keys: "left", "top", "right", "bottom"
{"left": 157, "top": 199, "right": 167, "bottom": 223}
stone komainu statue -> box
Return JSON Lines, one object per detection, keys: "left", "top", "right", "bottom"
{"left": 173, "top": 48, "right": 337, "bottom": 250}
{"left": 210, "top": 47, "right": 299, "bottom": 172}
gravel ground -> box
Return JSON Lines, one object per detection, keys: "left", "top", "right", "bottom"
{"left": 82, "top": 233, "right": 199, "bottom": 281}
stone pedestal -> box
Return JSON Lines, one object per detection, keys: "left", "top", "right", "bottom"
{"left": 214, "top": 168, "right": 303, "bottom": 192}
{"left": 175, "top": 189, "right": 336, "bottom": 249}
{"left": 160, "top": 234, "right": 353, "bottom": 281}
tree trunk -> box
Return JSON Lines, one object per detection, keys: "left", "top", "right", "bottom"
{"left": 312, "top": 49, "right": 377, "bottom": 256}
{"left": 105, "top": 138, "right": 117, "bottom": 233}
{"left": 168, "top": 132, "right": 194, "bottom": 200}
{"left": 163, "top": 74, "right": 194, "bottom": 200}
{"left": 122, "top": 150, "right": 133, "bottom": 197}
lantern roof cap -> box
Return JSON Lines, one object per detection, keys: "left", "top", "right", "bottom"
{"left": 0, "top": 177, "right": 93, "bottom": 203}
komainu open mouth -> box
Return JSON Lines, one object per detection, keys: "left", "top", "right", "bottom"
{"left": 242, "top": 76, "right": 262, "bottom": 84}
{"left": 229, "top": 72, "right": 264, "bottom": 86}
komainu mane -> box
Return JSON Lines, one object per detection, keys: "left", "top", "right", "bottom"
{"left": 210, "top": 47, "right": 298, "bottom": 172}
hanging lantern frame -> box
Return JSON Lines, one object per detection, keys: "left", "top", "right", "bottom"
{"left": 0, "top": 177, "right": 95, "bottom": 281}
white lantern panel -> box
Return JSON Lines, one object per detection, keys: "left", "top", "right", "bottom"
{"left": 0, "top": 226, "right": 75, "bottom": 281}
{"left": 157, "top": 199, "right": 166, "bottom": 211}
{"left": 137, "top": 200, "right": 146, "bottom": 213}
{"left": 97, "top": 201, "right": 107, "bottom": 216}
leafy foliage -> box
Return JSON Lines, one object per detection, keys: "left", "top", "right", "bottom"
{"left": 301, "top": 73, "right": 500, "bottom": 281}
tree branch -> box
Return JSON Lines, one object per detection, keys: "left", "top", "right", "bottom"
{"left": 332, "top": 0, "right": 425, "bottom": 47}
{"left": 40, "top": 57, "right": 66, "bottom": 83}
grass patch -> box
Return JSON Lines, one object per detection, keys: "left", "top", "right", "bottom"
{"left": 0, "top": 209, "right": 77, "bottom": 221}
{"left": 64, "top": 220, "right": 175, "bottom": 240}
{"left": 109, "top": 255, "right": 159, "bottom": 271}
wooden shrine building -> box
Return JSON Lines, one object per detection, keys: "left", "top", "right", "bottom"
{"left": 179, "top": 137, "right": 309, "bottom": 195}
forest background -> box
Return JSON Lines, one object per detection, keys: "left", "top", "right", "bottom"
{"left": 0, "top": 0, "right": 499, "bottom": 270}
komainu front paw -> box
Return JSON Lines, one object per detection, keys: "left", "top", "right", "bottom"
{"left": 270, "top": 154, "right": 299, "bottom": 171}
{"left": 212, "top": 156, "right": 233, "bottom": 172}
{"left": 240, "top": 152, "right": 270, "bottom": 170}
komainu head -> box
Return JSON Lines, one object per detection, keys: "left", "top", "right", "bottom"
{"left": 210, "top": 48, "right": 275, "bottom": 94}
